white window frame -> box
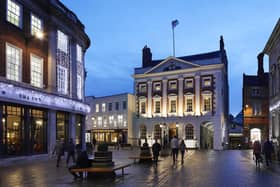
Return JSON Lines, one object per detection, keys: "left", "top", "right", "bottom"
{"left": 185, "top": 94, "right": 194, "bottom": 113}
{"left": 57, "top": 30, "right": 68, "bottom": 53}
{"left": 5, "top": 42, "right": 22, "bottom": 82}
{"left": 76, "top": 44, "right": 83, "bottom": 62}
{"left": 102, "top": 103, "right": 106, "bottom": 112}
{"left": 153, "top": 97, "right": 161, "bottom": 115}
{"left": 31, "top": 13, "right": 43, "bottom": 36}
{"left": 139, "top": 99, "right": 146, "bottom": 115}
{"left": 30, "top": 54, "right": 43, "bottom": 88}
{"left": 97, "top": 116, "right": 102, "bottom": 126}
{"left": 202, "top": 93, "right": 212, "bottom": 112}
{"left": 169, "top": 80, "right": 177, "bottom": 90}
{"left": 6, "top": 0, "right": 22, "bottom": 28}
{"left": 57, "top": 65, "right": 68, "bottom": 94}
{"left": 77, "top": 75, "right": 82, "bottom": 99}
{"left": 95, "top": 104, "right": 99, "bottom": 113}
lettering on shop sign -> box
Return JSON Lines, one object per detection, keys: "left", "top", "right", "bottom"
{"left": 19, "top": 93, "right": 42, "bottom": 102}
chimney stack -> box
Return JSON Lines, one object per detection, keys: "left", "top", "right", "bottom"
{"left": 257, "top": 52, "right": 264, "bottom": 76}
{"left": 220, "top": 35, "right": 224, "bottom": 51}
{"left": 142, "top": 45, "right": 152, "bottom": 68}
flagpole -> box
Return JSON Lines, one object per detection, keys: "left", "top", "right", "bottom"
{"left": 172, "top": 26, "right": 175, "bottom": 57}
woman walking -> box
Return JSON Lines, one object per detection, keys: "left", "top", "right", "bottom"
{"left": 180, "top": 140, "right": 187, "bottom": 164}
{"left": 253, "top": 140, "right": 262, "bottom": 167}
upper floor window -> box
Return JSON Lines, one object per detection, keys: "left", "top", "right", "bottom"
{"left": 155, "top": 100, "right": 161, "bottom": 113}
{"left": 202, "top": 94, "right": 212, "bottom": 111}
{"left": 169, "top": 80, "right": 177, "bottom": 90}
{"left": 95, "top": 104, "right": 99, "bottom": 113}
{"left": 31, "top": 14, "right": 43, "bottom": 37}
{"left": 76, "top": 44, "right": 83, "bottom": 62}
{"left": 117, "top": 115, "right": 123, "bottom": 124}
{"left": 57, "top": 66, "right": 68, "bottom": 94}
{"left": 109, "top": 115, "right": 114, "bottom": 124}
{"left": 108, "top": 103, "right": 112, "bottom": 111}
{"left": 170, "top": 100, "right": 177, "bottom": 113}
{"left": 115, "top": 102, "right": 119, "bottom": 110}
{"left": 6, "top": 43, "right": 22, "bottom": 82}
{"left": 102, "top": 103, "right": 106, "bottom": 112}
{"left": 57, "top": 30, "right": 68, "bottom": 53}
{"left": 6, "top": 0, "right": 22, "bottom": 28}
{"left": 77, "top": 75, "right": 82, "bottom": 99}
{"left": 251, "top": 88, "right": 260, "bottom": 97}
{"left": 185, "top": 78, "right": 193, "bottom": 89}
{"left": 123, "top": 101, "right": 127, "bottom": 110}
{"left": 139, "top": 84, "right": 147, "bottom": 93}
{"left": 30, "top": 54, "right": 43, "bottom": 88}
{"left": 185, "top": 96, "right": 193, "bottom": 112}
{"left": 140, "top": 100, "right": 146, "bottom": 114}
{"left": 253, "top": 102, "right": 262, "bottom": 116}
{"left": 97, "top": 116, "right": 102, "bottom": 126}
{"left": 202, "top": 76, "right": 212, "bottom": 87}
{"left": 153, "top": 82, "right": 161, "bottom": 91}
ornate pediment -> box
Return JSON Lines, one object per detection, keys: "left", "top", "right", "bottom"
{"left": 145, "top": 57, "right": 200, "bottom": 74}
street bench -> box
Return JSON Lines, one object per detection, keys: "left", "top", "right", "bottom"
{"left": 128, "top": 156, "right": 153, "bottom": 163}
{"left": 70, "top": 163, "right": 131, "bottom": 178}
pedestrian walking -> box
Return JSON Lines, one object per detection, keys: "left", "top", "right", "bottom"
{"left": 52, "top": 139, "right": 65, "bottom": 167}
{"left": 117, "top": 135, "right": 122, "bottom": 150}
{"left": 152, "top": 139, "right": 161, "bottom": 164}
{"left": 263, "top": 138, "right": 274, "bottom": 166}
{"left": 66, "top": 138, "right": 76, "bottom": 165}
{"left": 170, "top": 136, "right": 179, "bottom": 164}
{"left": 253, "top": 140, "right": 262, "bottom": 167}
{"left": 179, "top": 140, "right": 187, "bottom": 164}
{"left": 68, "top": 150, "right": 90, "bottom": 180}
{"left": 92, "top": 137, "right": 96, "bottom": 151}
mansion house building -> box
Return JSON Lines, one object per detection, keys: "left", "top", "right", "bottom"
{"left": 0, "top": 0, "right": 90, "bottom": 157}
{"left": 133, "top": 37, "right": 229, "bottom": 150}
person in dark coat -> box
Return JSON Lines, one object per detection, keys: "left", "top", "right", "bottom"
{"left": 152, "top": 139, "right": 161, "bottom": 164}
{"left": 179, "top": 140, "right": 187, "bottom": 164}
{"left": 52, "top": 139, "right": 64, "bottom": 167}
{"left": 68, "top": 150, "right": 90, "bottom": 180}
{"left": 66, "top": 138, "right": 76, "bottom": 165}
{"left": 92, "top": 137, "right": 97, "bottom": 151}
{"left": 263, "top": 138, "right": 274, "bottom": 166}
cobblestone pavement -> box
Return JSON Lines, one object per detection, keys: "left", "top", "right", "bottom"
{"left": 1, "top": 149, "right": 280, "bottom": 187}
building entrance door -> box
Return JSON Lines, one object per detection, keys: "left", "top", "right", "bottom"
{"left": 200, "top": 122, "right": 214, "bottom": 149}
{"left": 169, "top": 123, "right": 177, "bottom": 141}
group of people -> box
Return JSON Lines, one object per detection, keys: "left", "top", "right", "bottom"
{"left": 150, "top": 136, "right": 188, "bottom": 165}
{"left": 253, "top": 137, "right": 274, "bottom": 167}
{"left": 52, "top": 138, "right": 91, "bottom": 180}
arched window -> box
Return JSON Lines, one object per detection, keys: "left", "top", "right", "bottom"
{"left": 140, "top": 125, "right": 147, "bottom": 139}
{"left": 185, "top": 124, "right": 194, "bottom": 139}
{"left": 154, "top": 124, "right": 161, "bottom": 140}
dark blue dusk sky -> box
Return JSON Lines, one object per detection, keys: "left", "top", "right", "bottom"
{"left": 61, "top": 0, "right": 279, "bottom": 116}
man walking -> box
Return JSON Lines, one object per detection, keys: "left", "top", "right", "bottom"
{"left": 263, "top": 137, "right": 274, "bottom": 167}
{"left": 152, "top": 139, "right": 161, "bottom": 164}
{"left": 52, "top": 139, "right": 64, "bottom": 167}
{"left": 66, "top": 138, "right": 76, "bottom": 166}
{"left": 171, "top": 136, "right": 179, "bottom": 164}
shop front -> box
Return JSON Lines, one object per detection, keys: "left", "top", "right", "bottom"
{"left": 92, "top": 129, "right": 128, "bottom": 145}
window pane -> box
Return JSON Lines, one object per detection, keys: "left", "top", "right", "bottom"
{"left": 57, "top": 30, "right": 68, "bottom": 53}
{"left": 76, "top": 44, "right": 82, "bottom": 62}
{"left": 31, "top": 54, "right": 43, "bottom": 88}
{"left": 7, "top": 0, "right": 21, "bottom": 27}
{"left": 77, "top": 75, "right": 82, "bottom": 99}
{"left": 6, "top": 43, "right": 21, "bottom": 81}
{"left": 57, "top": 66, "right": 68, "bottom": 94}
{"left": 31, "top": 14, "right": 43, "bottom": 36}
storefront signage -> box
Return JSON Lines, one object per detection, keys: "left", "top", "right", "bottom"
{"left": 0, "top": 82, "right": 90, "bottom": 114}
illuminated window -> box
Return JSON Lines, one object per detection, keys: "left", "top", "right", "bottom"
{"left": 77, "top": 44, "right": 82, "bottom": 62}
{"left": 117, "top": 115, "right": 123, "bottom": 124}
{"left": 169, "top": 80, "right": 177, "bottom": 90}
{"left": 77, "top": 75, "right": 82, "bottom": 99}
{"left": 140, "top": 125, "right": 147, "bottom": 139}
{"left": 185, "top": 79, "right": 193, "bottom": 88}
{"left": 31, "top": 14, "right": 43, "bottom": 36}
{"left": 153, "top": 82, "right": 161, "bottom": 91}
{"left": 102, "top": 103, "right": 106, "bottom": 112}
{"left": 139, "top": 84, "right": 147, "bottom": 93}
{"left": 57, "top": 66, "right": 68, "bottom": 94}
{"left": 6, "top": 43, "right": 22, "bottom": 81}
{"left": 185, "top": 124, "right": 194, "bottom": 139}
{"left": 186, "top": 96, "right": 193, "bottom": 112}
{"left": 97, "top": 117, "right": 102, "bottom": 126}
{"left": 203, "top": 95, "right": 212, "bottom": 111}
{"left": 6, "top": 0, "right": 22, "bottom": 28}
{"left": 203, "top": 77, "right": 212, "bottom": 87}
{"left": 109, "top": 116, "right": 114, "bottom": 124}
{"left": 30, "top": 54, "right": 43, "bottom": 88}
{"left": 154, "top": 124, "right": 161, "bottom": 139}
{"left": 155, "top": 101, "right": 161, "bottom": 113}
{"left": 170, "top": 100, "right": 176, "bottom": 113}
{"left": 140, "top": 101, "right": 146, "bottom": 114}
{"left": 95, "top": 104, "right": 99, "bottom": 113}
{"left": 57, "top": 30, "right": 68, "bottom": 53}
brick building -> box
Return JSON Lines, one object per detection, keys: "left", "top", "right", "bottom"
{"left": 242, "top": 53, "right": 269, "bottom": 147}
{"left": 0, "top": 0, "right": 90, "bottom": 157}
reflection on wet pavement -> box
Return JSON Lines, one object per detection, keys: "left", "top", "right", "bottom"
{"left": 1, "top": 149, "right": 280, "bottom": 187}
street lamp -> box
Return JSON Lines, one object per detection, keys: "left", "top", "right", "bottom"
{"left": 35, "top": 31, "right": 44, "bottom": 39}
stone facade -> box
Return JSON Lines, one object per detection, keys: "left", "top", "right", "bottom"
{"left": 132, "top": 37, "right": 229, "bottom": 150}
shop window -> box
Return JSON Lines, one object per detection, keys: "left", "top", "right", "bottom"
{"left": 56, "top": 112, "right": 69, "bottom": 142}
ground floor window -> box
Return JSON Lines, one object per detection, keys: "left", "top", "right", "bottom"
{"left": 56, "top": 112, "right": 69, "bottom": 142}
{"left": 185, "top": 124, "right": 194, "bottom": 139}
{"left": 250, "top": 128, "right": 261, "bottom": 143}
{"left": 154, "top": 124, "right": 161, "bottom": 140}
{"left": 92, "top": 129, "right": 127, "bottom": 144}
{"left": 140, "top": 125, "right": 147, "bottom": 139}
{"left": 0, "top": 103, "right": 47, "bottom": 156}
